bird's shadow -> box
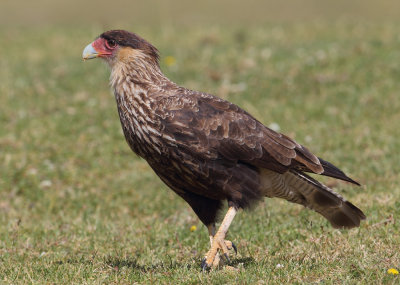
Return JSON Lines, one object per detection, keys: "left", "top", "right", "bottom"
{"left": 104, "top": 256, "right": 256, "bottom": 272}
{"left": 55, "top": 255, "right": 255, "bottom": 272}
{"left": 229, "top": 257, "right": 255, "bottom": 267}
{"left": 104, "top": 256, "right": 186, "bottom": 272}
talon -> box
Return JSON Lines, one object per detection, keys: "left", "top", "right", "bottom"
{"left": 223, "top": 253, "right": 231, "bottom": 263}
{"left": 202, "top": 207, "right": 238, "bottom": 269}
{"left": 231, "top": 242, "right": 237, "bottom": 255}
{"left": 201, "top": 258, "right": 209, "bottom": 271}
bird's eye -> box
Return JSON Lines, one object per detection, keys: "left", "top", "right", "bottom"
{"left": 106, "top": 39, "right": 117, "bottom": 49}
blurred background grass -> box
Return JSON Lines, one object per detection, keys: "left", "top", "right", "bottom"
{"left": 1, "top": 0, "right": 400, "bottom": 283}
{"left": 1, "top": 0, "right": 400, "bottom": 27}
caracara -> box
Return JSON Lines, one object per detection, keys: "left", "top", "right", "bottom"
{"left": 82, "top": 30, "right": 365, "bottom": 269}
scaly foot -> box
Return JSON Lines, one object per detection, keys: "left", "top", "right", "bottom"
{"left": 202, "top": 237, "right": 237, "bottom": 270}
{"left": 202, "top": 207, "right": 238, "bottom": 271}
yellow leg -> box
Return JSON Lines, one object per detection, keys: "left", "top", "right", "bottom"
{"left": 207, "top": 224, "right": 221, "bottom": 267}
{"left": 202, "top": 207, "right": 238, "bottom": 270}
{"left": 207, "top": 224, "right": 216, "bottom": 246}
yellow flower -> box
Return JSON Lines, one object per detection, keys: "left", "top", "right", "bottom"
{"left": 190, "top": 225, "right": 197, "bottom": 232}
{"left": 165, "top": 56, "right": 176, "bottom": 67}
{"left": 387, "top": 268, "right": 399, "bottom": 275}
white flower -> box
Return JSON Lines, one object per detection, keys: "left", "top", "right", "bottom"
{"left": 39, "top": 180, "right": 52, "bottom": 188}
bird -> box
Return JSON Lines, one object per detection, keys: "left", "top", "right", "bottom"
{"left": 82, "top": 30, "right": 366, "bottom": 270}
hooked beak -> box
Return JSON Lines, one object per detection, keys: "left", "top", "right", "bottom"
{"left": 82, "top": 42, "right": 99, "bottom": 60}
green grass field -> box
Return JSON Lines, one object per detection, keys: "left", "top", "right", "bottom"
{"left": 1, "top": 21, "right": 400, "bottom": 283}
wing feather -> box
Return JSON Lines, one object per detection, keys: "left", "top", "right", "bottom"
{"left": 158, "top": 93, "right": 323, "bottom": 174}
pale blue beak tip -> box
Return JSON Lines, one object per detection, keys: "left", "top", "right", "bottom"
{"left": 82, "top": 43, "right": 98, "bottom": 60}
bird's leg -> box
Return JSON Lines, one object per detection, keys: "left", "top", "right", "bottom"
{"left": 205, "top": 223, "right": 237, "bottom": 268}
{"left": 208, "top": 224, "right": 216, "bottom": 245}
{"left": 202, "top": 207, "right": 238, "bottom": 270}
{"left": 209, "top": 223, "right": 237, "bottom": 257}
{"left": 207, "top": 224, "right": 221, "bottom": 267}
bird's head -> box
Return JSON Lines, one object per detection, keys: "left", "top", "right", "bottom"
{"left": 82, "top": 30, "right": 159, "bottom": 68}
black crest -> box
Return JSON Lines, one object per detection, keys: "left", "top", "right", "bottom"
{"left": 100, "top": 30, "right": 159, "bottom": 63}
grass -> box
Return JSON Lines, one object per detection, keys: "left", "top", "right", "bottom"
{"left": 1, "top": 21, "right": 400, "bottom": 283}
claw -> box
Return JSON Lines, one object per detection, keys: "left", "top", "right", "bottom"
{"left": 231, "top": 242, "right": 238, "bottom": 255}
{"left": 202, "top": 240, "right": 237, "bottom": 269}
{"left": 201, "top": 258, "right": 209, "bottom": 271}
{"left": 223, "top": 253, "right": 231, "bottom": 263}
{"left": 202, "top": 207, "right": 238, "bottom": 270}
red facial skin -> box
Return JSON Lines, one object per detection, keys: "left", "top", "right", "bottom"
{"left": 92, "top": 38, "right": 117, "bottom": 58}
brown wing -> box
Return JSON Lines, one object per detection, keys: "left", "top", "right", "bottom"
{"left": 157, "top": 93, "right": 323, "bottom": 175}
